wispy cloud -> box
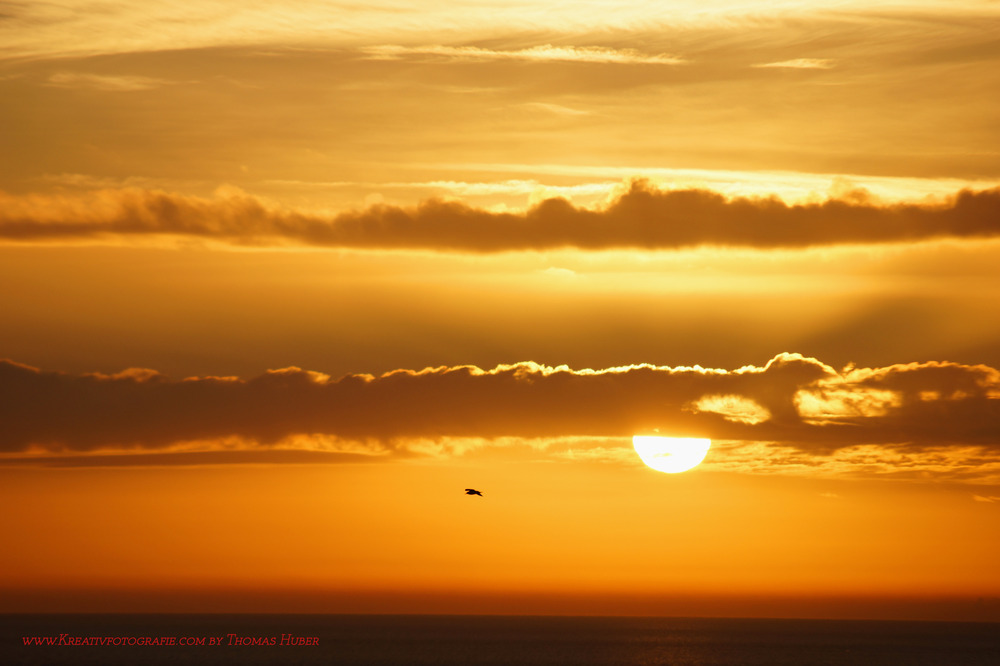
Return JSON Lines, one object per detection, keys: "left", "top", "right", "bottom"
{"left": 3, "top": 1, "right": 996, "bottom": 63}
{"left": 46, "top": 72, "right": 175, "bottom": 92}
{"left": 265, "top": 178, "right": 612, "bottom": 198}
{"left": 704, "top": 441, "right": 1000, "bottom": 484}
{"left": 520, "top": 102, "right": 593, "bottom": 116}
{"left": 753, "top": 58, "right": 835, "bottom": 69}
{"left": 360, "top": 44, "right": 684, "bottom": 65}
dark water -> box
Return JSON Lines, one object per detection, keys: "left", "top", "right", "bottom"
{"left": 3, "top": 614, "right": 999, "bottom": 665}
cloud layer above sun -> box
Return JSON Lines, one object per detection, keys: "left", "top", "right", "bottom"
{"left": 2, "top": 182, "right": 999, "bottom": 251}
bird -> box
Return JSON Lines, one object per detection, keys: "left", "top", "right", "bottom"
{"left": 464, "top": 488, "right": 483, "bottom": 496}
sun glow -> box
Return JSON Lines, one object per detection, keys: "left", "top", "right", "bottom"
{"left": 632, "top": 436, "right": 711, "bottom": 474}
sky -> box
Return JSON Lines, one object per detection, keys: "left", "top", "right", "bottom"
{"left": 1, "top": 0, "right": 1000, "bottom": 621}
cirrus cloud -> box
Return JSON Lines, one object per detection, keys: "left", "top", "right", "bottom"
{"left": 360, "top": 44, "right": 684, "bottom": 65}
{"left": 753, "top": 58, "right": 835, "bottom": 69}
{"left": 45, "top": 72, "right": 176, "bottom": 92}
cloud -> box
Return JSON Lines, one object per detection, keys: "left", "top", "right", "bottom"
{"left": 360, "top": 44, "right": 683, "bottom": 65}
{"left": 520, "top": 102, "right": 592, "bottom": 117}
{"left": 542, "top": 266, "right": 577, "bottom": 278}
{"left": 702, "top": 441, "right": 1000, "bottom": 484}
{"left": 753, "top": 58, "right": 835, "bottom": 69}
{"left": 1, "top": 354, "right": 998, "bottom": 481}
{"left": 2, "top": 180, "right": 999, "bottom": 251}
{"left": 0, "top": 449, "right": 386, "bottom": 468}
{"left": 691, "top": 394, "right": 771, "bottom": 425}
{"left": 45, "top": 72, "right": 174, "bottom": 92}
{"left": 265, "top": 178, "right": 614, "bottom": 201}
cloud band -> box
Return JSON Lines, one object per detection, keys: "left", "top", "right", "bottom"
{"left": 2, "top": 181, "right": 999, "bottom": 251}
{"left": 2, "top": 354, "right": 998, "bottom": 457}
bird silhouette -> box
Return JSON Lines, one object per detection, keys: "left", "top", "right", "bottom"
{"left": 464, "top": 488, "right": 483, "bottom": 496}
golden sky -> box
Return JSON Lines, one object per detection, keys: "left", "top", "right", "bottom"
{"left": 2, "top": 0, "right": 999, "bottom": 620}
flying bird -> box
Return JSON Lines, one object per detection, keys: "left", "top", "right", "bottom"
{"left": 464, "top": 488, "right": 483, "bottom": 496}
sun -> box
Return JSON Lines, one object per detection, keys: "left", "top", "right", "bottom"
{"left": 632, "top": 436, "right": 711, "bottom": 474}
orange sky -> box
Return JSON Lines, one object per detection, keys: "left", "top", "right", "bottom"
{"left": 1, "top": 0, "right": 999, "bottom": 621}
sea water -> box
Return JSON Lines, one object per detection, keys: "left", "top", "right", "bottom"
{"left": 4, "top": 614, "right": 999, "bottom": 665}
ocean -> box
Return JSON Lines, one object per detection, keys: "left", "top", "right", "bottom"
{"left": 4, "top": 614, "right": 999, "bottom": 665}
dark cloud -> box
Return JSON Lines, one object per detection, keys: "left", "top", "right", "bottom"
{"left": 1, "top": 181, "right": 999, "bottom": 251}
{"left": 2, "top": 354, "right": 998, "bottom": 459}
{"left": 820, "top": 361, "right": 1000, "bottom": 448}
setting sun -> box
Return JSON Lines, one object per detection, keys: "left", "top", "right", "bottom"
{"left": 1, "top": 3, "right": 1000, "bottom": 662}
{"left": 633, "top": 436, "right": 712, "bottom": 473}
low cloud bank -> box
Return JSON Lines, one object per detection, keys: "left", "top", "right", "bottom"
{"left": 2, "top": 354, "right": 998, "bottom": 459}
